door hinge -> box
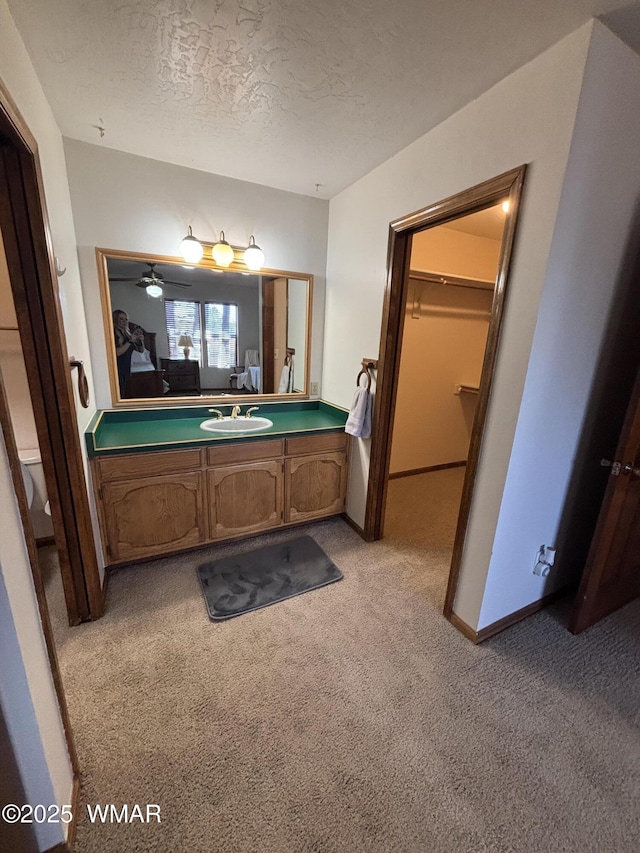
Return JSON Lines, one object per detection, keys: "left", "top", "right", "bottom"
{"left": 600, "top": 458, "right": 621, "bottom": 476}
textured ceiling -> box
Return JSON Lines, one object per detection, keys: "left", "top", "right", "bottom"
{"left": 8, "top": 0, "right": 640, "bottom": 198}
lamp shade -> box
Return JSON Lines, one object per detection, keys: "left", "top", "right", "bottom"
{"left": 212, "top": 231, "right": 235, "bottom": 267}
{"left": 243, "top": 235, "right": 265, "bottom": 270}
{"left": 178, "top": 334, "right": 194, "bottom": 348}
{"left": 180, "top": 226, "right": 204, "bottom": 263}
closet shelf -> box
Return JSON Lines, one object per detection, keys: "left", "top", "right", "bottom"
{"left": 455, "top": 384, "right": 480, "bottom": 396}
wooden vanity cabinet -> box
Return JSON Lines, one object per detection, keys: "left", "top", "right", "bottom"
{"left": 206, "top": 438, "right": 284, "bottom": 539}
{"left": 92, "top": 432, "right": 349, "bottom": 566}
{"left": 208, "top": 461, "right": 283, "bottom": 538}
{"left": 93, "top": 449, "right": 207, "bottom": 563}
{"left": 284, "top": 434, "right": 349, "bottom": 523}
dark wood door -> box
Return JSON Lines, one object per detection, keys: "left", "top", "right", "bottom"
{"left": 569, "top": 362, "right": 640, "bottom": 633}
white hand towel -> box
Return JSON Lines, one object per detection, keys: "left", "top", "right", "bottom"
{"left": 278, "top": 363, "right": 292, "bottom": 393}
{"left": 345, "top": 386, "right": 372, "bottom": 439}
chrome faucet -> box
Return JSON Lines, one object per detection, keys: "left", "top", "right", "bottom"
{"left": 208, "top": 408, "right": 224, "bottom": 420}
{"left": 230, "top": 405, "right": 242, "bottom": 419}
{"left": 245, "top": 407, "right": 259, "bottom": 418}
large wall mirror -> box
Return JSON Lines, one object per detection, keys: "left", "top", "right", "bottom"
{"left": 96, "top": 249, "right": 312, "bottom": 406}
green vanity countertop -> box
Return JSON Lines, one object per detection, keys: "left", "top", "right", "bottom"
{"left": 85, "top": 400, "right": 349, "bottom": 457}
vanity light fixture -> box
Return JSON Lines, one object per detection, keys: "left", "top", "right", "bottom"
{"left": 211, "top": 231, "right": 235, "bottom": 267}
{"left": 243, "top": 235, "right": 265, "bottom": 271}
{"left": 178, "top": 226, "right": 266, "bottom": 270}
{"left": 146, "top": 283, "right": 163, "bottom": 298}
{"left": 180, "top": 226, "right": 204, "bottom": 263}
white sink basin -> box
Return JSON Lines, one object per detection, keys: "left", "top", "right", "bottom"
{"left": 200, "top": 416, "right": 273, "bottom": 434}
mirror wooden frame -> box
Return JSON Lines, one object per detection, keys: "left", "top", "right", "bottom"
{"left": 96, "top": 247, "right": 313, "bottom": 407}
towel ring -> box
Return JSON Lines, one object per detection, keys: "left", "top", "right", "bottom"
{"left": 356, "top": 367, "right": 371, "bottom": 391}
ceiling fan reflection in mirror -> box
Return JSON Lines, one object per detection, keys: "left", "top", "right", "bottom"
{"left": 108, "top": 263, "right": 192, "bottom": 298}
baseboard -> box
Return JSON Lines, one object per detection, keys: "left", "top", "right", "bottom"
{"left": 447, "top": 589, "right": 566, "bottom": 644}
{"left": 44, "top": 772, "right": 80, "bottom": 852}
{"left": 95, "top": 569, "right": 109, "bottom": 618}
{"left": 389, "top": 460, "right": 466, "bottom": 480}
{"left": 447, "top": 611, "right": 481, "bottom": 643}
{"left": 341, "top": 512, "right": 367, "bottom": 540}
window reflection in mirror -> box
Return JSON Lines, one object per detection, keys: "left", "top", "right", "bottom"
{"left": 96, "top": 250, "right": 312, "bottom": 406}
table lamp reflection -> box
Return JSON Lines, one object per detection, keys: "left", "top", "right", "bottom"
{"left": 178, "top": 334, "right": 194, "bottom": 360}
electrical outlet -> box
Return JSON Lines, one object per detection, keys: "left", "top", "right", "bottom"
{"left": 533, "top": 544, "right": 556, "bottom": 577}
{"left": 310, "top": 381, "right": 319, "bottom": 396}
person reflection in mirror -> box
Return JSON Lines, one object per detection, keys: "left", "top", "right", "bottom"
{"left": 113, "top": 309, "right": 144, "bottom": 397}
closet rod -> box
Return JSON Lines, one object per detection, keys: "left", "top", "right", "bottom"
{"left": 409, "top": 269, "right": 494, "bottom": 291}
{"left": 420, "top": 307, "right": 491, "bottom": 319}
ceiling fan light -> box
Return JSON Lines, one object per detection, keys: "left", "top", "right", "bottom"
{"left": 146, "top": 283, "right": 163, "bottom": 298}
{"left": 243, "top": 235, "right": 265, "bottom": 271}
{"left": 180, "top": 225, "right": 203, "bottom": 263}
{"left": 211, "top": 231, "right": 235, "bottom": 267}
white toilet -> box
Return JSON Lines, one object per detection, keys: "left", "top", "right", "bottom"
{"left": 18, "top": 448, "right": 53, "bottom": 539}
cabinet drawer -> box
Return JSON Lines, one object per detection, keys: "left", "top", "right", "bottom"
{"left": 167, "top": 374, "right": 197, "bottom": 390}
{"left": 165, "top": 361, "right": 197, "bottom": 374}
{"left": 207, "top": 438, "right": 284, "bottom": 467}
{"left": 96, "top": 448, "right": 204, "bottom": 482}
{"left": 285, "top": 432, "right": 347, "bottom": 457}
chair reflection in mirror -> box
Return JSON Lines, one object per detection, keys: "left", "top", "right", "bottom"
{"left": 230, "top": 349, "right": 261, "bottom": 392}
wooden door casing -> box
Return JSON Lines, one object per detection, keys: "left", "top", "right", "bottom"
{"left": 285, "top": 451, "right": 347, "bottom": 523}
{"left": 103, "top": 471, "right": 206, "bottom": 562}
{"left": 209, "top": 460, "right": 283, "bottom": 538}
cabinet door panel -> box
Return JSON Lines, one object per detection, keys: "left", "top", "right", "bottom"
{"left": 285, "top": 452, "right": 347, "bottom": 523}
{"left": 103, "top": 472, "right": 205, "bottom": 562}
{"left": 209, "top": 461, "right": 283, "bottom": 538}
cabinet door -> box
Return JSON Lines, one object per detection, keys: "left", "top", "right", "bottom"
{"left": 102, "top": 471, "right": 206, "bottom": 562}
{"left": 285, "top": 451, "right": 347, "bottom": 523}
{"left": 209, "top": 460, "right": 283, "bottom": 539}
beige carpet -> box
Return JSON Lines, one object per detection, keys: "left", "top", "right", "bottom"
{"left": 41, "top": 468, "right": 640, "bottom": 852}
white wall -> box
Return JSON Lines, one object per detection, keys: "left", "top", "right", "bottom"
{"left": 324, "top": 24, "right": 593, "bottom": 628}
{"left": 410, "top": 225, "right": 502, "bottom": 281}
{"left": 0, "top": 433, "right": 67, "bottom": 850}
{"left": 477, "top": 21, "right": 640, "bottom": 629}
{"left": 63, "top": 140, "right": 329, "bottom": 410}
{"left": 0, "top": 0, "right": 79, "bottom": 840}
{"left": 288, "top": 281, "right": 308, "bottom": 393}
{"left": 390, "top": 226, "right": 499, "bottom": 474}
{"left": 390, "top": 279, "right": 492, "bottom": 474}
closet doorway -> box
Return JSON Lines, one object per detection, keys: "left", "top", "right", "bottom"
{"left": 365, "top": 167, "right": 526, "bottom": 624}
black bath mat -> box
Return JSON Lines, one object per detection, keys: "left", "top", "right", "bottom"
{"left": 197, "top": 535, "right": 343, "bottom": 621}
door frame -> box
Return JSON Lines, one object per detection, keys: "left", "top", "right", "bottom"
{"left": 364, "top": 165, "right": 526, "bottom": 620}
{"left": 0, "top": 78, "right": 103, "bottom": 623}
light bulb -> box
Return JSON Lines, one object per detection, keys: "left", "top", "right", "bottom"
{"left": 243, "top": 235, "right": 265, "bottom": 271}
{"left": 146, "top": 283, "right": 163, "bottom": 298}
{"left": 501, "top": 201, "right": 510, "bottom": 213}
{"left": 211, "top": 231, "right": 235, "bottom": 267}
{"left": 180, "top": 226, "right": 203, "bottom": 263}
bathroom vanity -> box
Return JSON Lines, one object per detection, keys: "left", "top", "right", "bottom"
{"left": 86, "top": 402, "right": 349, "bottom": 566}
